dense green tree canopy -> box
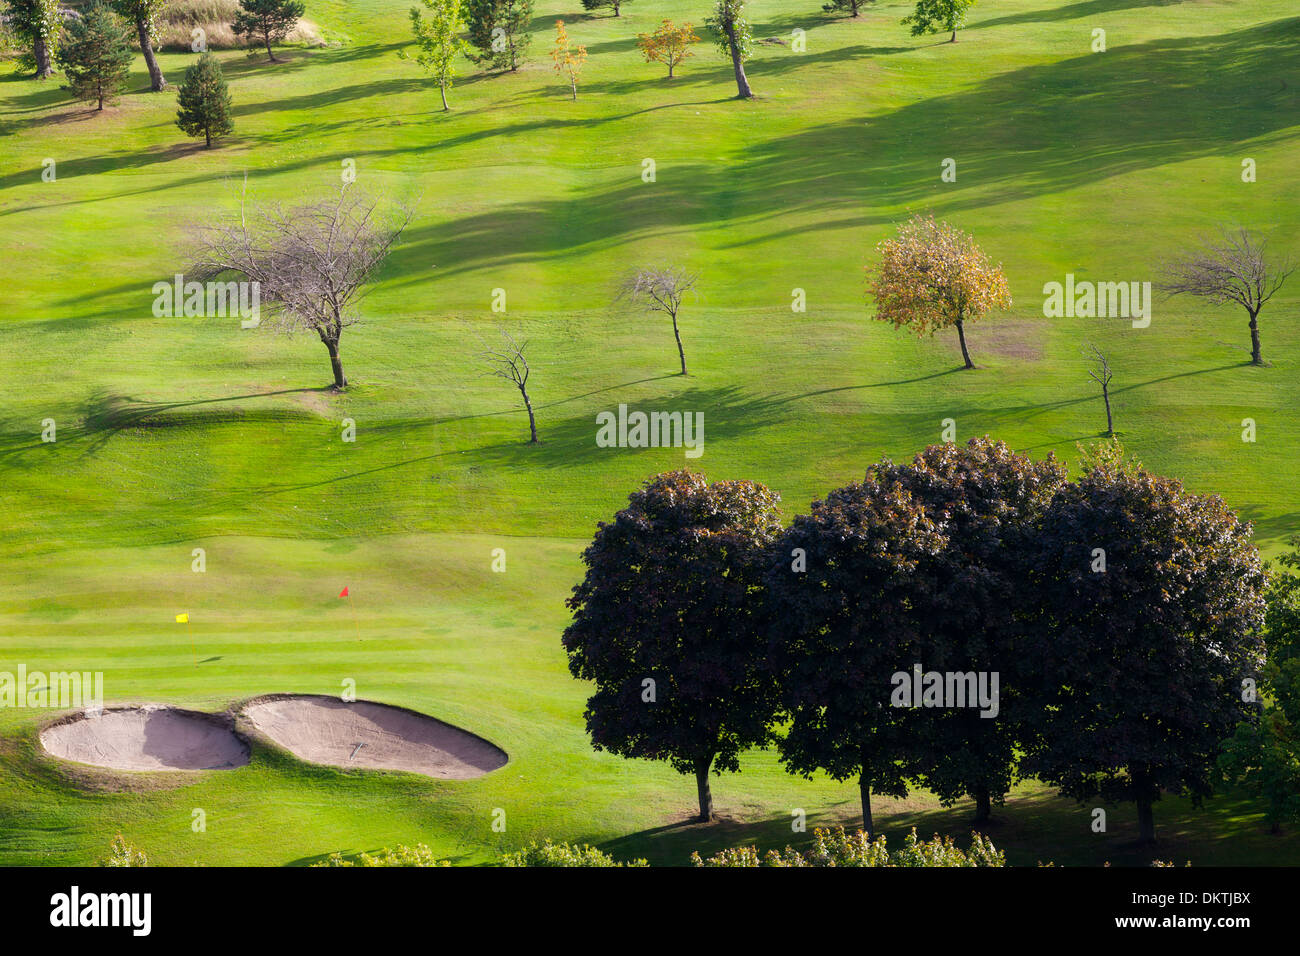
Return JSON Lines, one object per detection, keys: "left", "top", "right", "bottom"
{"left": 767, "top": 470, "right": 943, "bottom": 833}
{"left": 1022, "top": 448, "right": 1267, "bottom": 842}
{"left": 562, "top": 469, "right": 783, "bottom": 821}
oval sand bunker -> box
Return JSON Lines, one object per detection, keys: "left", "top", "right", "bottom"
{"left": 241, "top": 695, "right": 507, "bottom": 779}
{"left": 40, "top": 705, "right": 250, "bottom": 771}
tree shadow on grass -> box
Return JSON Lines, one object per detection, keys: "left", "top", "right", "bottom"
{"left": 230, "top": 74, "right": 429, "bottom": 118}
{"left": 781, "top": 366, "right": 967, "bottom": 402}
{"left": 599, "top": 806, "right": 859, "bottom": 867}
{"left": 969, "top": 0, "right": 1189, "bottom": 32}
{"left": 578, "top": 41, "right": 906, "bottom": 94}
{"left": 0, "top": 388, "right": 335, "bottom": 462}
{"left": 602, "top": 781, "right": 1300, "bottom": 866}
{"left": 204, "top": 383, "right": 789, "bottom": 508}
{"left": 1237, "top": 506, "right": 1300, "bottom": 546}
{"left": 214, "top": 47, "right": 317, "bottom": 80}
{"left": 391, "top": 16, "right": 1300, "bottom": 278}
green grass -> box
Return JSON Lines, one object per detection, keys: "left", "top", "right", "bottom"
{"left": 2, "top": 0, "right": 1298, "bottom": 865}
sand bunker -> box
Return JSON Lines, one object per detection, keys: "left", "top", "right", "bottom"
{"left": 241, "top": 695, "right": 507, "bottom": 779}
{"left": 40, "top": 705, "right": 250, "bottom": 771}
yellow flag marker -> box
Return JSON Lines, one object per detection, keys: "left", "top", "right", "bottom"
{"left": 176, "top": 613, "right": 195, "bottom": 666}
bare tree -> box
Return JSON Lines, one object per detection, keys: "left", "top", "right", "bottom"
{"left": 193, "top": 182, "right": 412, "bottom": 390}
{"left": 619, "top": 266, "right": 698, "bottom": 375}
{"left": 482, "top": 328, "right": 538, "bottom": 443}
{"left": 1086, "top": 344, "right": 1114, "bottom": 437}
{"left": 1160, "top": 227, "right": 1295, "bottom": 366}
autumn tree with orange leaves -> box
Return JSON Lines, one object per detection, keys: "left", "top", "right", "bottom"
{"left": 552, "top": 20, "right": 587, "bottom": 101}
{"left": 868, "top": 215, "right": 1011, "bottom": 370}
{"left": 636, "top": 19, "right": 700, "bottom": 79}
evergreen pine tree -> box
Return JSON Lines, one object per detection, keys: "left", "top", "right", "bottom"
{"left": 56, "top": 3, "right": 134, "bottom": 110}
{"left": 175, "top": 52, "right": 234, "bottom": 148}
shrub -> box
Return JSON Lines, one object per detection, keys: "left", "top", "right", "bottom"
{"left": 691, "top": 827, "right": 1006, "bottom": 867}
{"left": 312, "top": 843, "right": 450, "bottom": 867}
{"left": 501, "top": 840, "right": 647, "bottom": 867}
{"left": 101, "top": 834, "right": 148, "bottom": 866}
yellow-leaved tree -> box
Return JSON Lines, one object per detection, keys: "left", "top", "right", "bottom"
{"left": 552, "top": 20, "right": 587, "bottom": 101}
{"left": 868, "top": 214, "right": 1011, "bottom": 370}
{"left": 636, "top": 19, "right": 700, "bottom": 79}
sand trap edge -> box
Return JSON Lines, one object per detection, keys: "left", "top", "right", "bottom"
{"left": 234, "top": 692, "right": 509, "bottom": 778}
{"left": 38, "top": 704, "right": 251, "bottom": 773}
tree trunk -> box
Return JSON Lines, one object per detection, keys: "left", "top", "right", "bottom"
{"left": 1136, "top": 796, "right": 1155, "bottom": 843}
{"left": 1249, "top": 311, "right": 1262, "bottom": 365}
{"left": 325, "top": 338, "right": 347, "bottom": 389}
{"left": 34, "top": 34, "right": 53, "bottom": 78}
{"left": 858, "top": 767, "right": 874, "bottom": 837}
{"left": 440, "top": 82, "right": 449, "bottom": 111}
{"left": 266, "top": 31, "right": 278, "bottom": 63}
{"left": 672, "top": 314, "right": 687, "bottom": 374}
{"left": 205, "top": 123, "right": 212, "bottom": 148}
{"left": 951, "top": 29, "right": 958, "bottom": 42}
{"left": 137, "top": 19, "right": 166, "bottom": 91}
{"left": 973, "top": 786, "right": 991, "bottom": 825}
{"left": 668, "top": 60, "right": 674, "bottom": 79}
{"left": 571, "top": 74, "right": 577, "bottom": 101}
{"left": 1102, "top": 384, "right": 1113, "bottom": 435}
{"left": 955, "top": 319, "right": 974, "bottom": 369}
{"left": 1270, "top": 820, "right": 1282, "bottom": 835}
{"left": 519, "top": 384, "right": 538, "bottom": 443}
{"left": 723, "top": 22, "right": 753, "bottom": 99}
{"left": 694, "top": 756, "right": 714, "bottom": 822}
{"left": 1133, "top": 769, "right": 1156, "bottom": 844}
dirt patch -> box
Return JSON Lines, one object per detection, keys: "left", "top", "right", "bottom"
{"left": 240, "top": 694, "right": 507, "bottom": 779}
{"left": 39, "top": 705, "right": 249, "bottom": 772}
{"left": 964, "top": 318, "right": 1047, "bottom": 362}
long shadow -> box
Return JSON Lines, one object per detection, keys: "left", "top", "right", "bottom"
{"left": 387, "top": 17, "right": 1300, "bottom": 278}
{"left": 0, "top": 388, "right": 334, "bottom": 460}
{"left": 600, "top": 808, "right": 858, "bottom": 867}
{"left": 1238, "top": 507, "right": 1300, "bottom": 545}
{"left": 784, "top": 367, "right": 967, "bottom": 402}
{"left": 211, "top": 383, "right": 790, "bottom": 506}
{"left": 230, "top": 74, "right": 429, "bottom": 119}
{"left": 577, "top": 42, "right": 903, "bottom": 94}
{"left": 1105, "top": 361, "right": 1250, "bottom": 397}
{"left": 601, "top": 782, "right": 1300, "bottom": 866}
{"left": 970, "top": 0, "right": 1188, "bottom": 31}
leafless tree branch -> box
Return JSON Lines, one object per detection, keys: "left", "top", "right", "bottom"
{"left": 618, "top": 265, "right": 699, "bottom": 375}
{"left": 1159, "top": 226, "right": 1295, "bottom": 365}
{"left": 480, "top": 327, "right": 538, "bottom": 443}
{"left": 191, "top": 181, "right": 414, "bottom": 388}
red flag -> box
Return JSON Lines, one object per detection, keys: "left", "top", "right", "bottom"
{"left": 339, "top": 587, "right": 349, "bottom": 598}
